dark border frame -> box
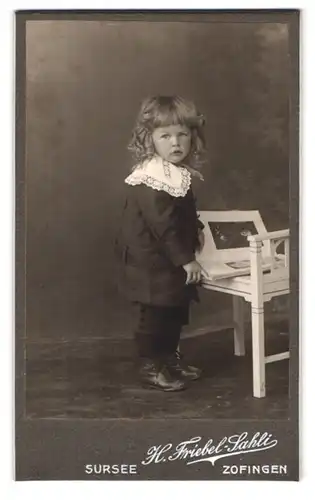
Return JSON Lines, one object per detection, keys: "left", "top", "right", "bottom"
{"left": 15, "top": 9, "right": 300, "bottom": 481}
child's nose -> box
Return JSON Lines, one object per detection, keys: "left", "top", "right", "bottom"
{"left": 171, "top": 135, "right": 180, "bottom": 146}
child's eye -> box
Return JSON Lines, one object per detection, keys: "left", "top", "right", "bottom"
{"left": 160, "top": 134, "right": 170, "bottom": 139}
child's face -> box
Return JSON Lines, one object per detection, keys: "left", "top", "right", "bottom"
{"left": 151, "top": 124, "right": 192, "bottom": 164}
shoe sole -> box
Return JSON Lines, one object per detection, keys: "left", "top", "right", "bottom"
{"left": 184, "top": 375, "right": 201, "bottom": 381}
{"left": 168, "top": 370, "right": 202, "bottom": 382}
{"left": 140, "top": 381, "right": 187, "bottom": 392}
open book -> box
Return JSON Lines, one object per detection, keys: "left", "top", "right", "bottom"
{"left": 195, "top": 214, "right": 285, "bottom": 281}
{"left": 198, "top": 255, "right": 284, "bottom": 281}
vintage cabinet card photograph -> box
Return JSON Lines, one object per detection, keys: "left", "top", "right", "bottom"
{"left": 15, "top": 9, "right": 299, "bottom": 481}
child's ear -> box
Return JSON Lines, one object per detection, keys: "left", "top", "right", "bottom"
{"left": 198, "top": 114, "right": 206, "bottom": 127}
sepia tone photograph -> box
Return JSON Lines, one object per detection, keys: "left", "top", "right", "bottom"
{"left": 15, "top": 10, "right": 299, "bottom": 480}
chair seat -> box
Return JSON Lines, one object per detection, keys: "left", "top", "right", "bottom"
{"left": 202, "top": 273, "right": 289, "bottom": 301}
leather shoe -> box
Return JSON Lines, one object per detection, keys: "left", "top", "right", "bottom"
{"left": 139, "top": 359, "right": 187, "bottom": 392}
{"left": 166, "top": 352, "right": 202, "bottom": 381}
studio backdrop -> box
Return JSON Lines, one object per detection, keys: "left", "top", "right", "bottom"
{"left": 25, "top": 20, "right": 289, "bottom": 340}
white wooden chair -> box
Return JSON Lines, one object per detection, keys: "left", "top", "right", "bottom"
{"left": 196, "top": 210, "right": 290, "bottom": 398}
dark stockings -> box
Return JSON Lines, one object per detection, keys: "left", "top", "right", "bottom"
{"left": 134, "top": 303, "right": 189, "bottom": 361}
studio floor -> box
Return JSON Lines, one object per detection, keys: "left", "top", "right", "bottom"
{"left": 25, "top": 317, "right": 290, "bottom": 420}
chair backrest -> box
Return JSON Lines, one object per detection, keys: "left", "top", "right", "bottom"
{"left": 197, "top": 210, "right": 270, "bottom": 263}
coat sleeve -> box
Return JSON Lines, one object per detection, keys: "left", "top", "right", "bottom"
{"left": 197, "top": 217, "right": 204, "bottom": 231}
{"left": 191, "top": 193, "right": 204, "bottom": 231}
{"left": 135, "top": 186, "right": 195, "bottom": 267}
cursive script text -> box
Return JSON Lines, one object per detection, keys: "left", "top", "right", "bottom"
{"left": 141, "top": 432, "right": 278, "bottom": 466}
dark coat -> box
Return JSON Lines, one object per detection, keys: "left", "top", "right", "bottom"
{"left": 115, "top": 183, "right": 204, "bottom": 307}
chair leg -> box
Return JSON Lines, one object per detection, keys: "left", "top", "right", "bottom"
{"left": 233, "top": 296, "right": 245, "bottom": 356}
{"left": 251, "top": 303, "right": 266, "bottom": 398}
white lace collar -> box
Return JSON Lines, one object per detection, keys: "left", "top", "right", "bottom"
{"left": 124, "top": 156, "right": 192, "bottom": 198}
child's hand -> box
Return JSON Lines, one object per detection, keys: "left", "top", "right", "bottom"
{"left": 183, "top": 260, "right": 209, "bottom": 284}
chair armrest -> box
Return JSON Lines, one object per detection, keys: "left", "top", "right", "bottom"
{"left": 247, "top": 229, "right": 289, "bottom": 243}
{"left": 248, "top": 229, "right": 290, "bottom": 272}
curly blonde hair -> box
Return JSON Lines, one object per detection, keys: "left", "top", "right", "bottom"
{"left": 128, "top": 95, "right": 206, "bottom": 169}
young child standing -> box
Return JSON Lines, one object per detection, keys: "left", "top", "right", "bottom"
{"left": 115, "top": 96, "right": 207, "bottom": 392}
